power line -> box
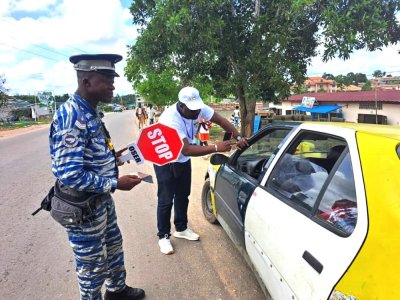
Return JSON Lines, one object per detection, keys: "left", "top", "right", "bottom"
{"left": 64, "top": 44, "right": 88, "bottom": 54}
{"left": 1, "top": 18, "right": 87, "bottom": 56}
{"left": 0, "top": 42, "right": 60, "bottom": 62}
{"left": 2, "top": 32, "right": 70, "bottom": 58}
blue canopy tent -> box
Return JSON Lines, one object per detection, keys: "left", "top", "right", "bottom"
{"left": 294, "top": 105, "right": 342, "bottom": 120}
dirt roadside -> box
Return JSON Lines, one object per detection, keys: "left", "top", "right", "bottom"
{"left": 0, "top": 124, "right": 50, "bottom": 139}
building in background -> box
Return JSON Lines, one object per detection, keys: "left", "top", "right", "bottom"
{"left": 304, "top": 77, "right": 337, "bottom": 93}
{"left": 269, "top": 90, "right": 400, "bottom": 125}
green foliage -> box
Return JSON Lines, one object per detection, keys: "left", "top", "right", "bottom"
{"left": 131, "top": 69, "right": 180, "bottom": 106}
{"left": 362, "top": 81, "right": 373, "bottom": 91}
{"left": 11, "top": 95, "right": 36, "bottom": 103}
{"left": 292, "top": 86, "right": 309, "bottom": 95}
{"left": 320, "top": 0, "right": 400, "bottom": 61}
{"left": 322, "top": 73, "right": 335, "bottom": 80}
{"left": 373, "top": 70, "right": 386, "bottom": 77}
{"left": 126, "top": 0, "right": 400, "bottom": 135}
{"left": 0, "top": 74, "right": 9, "bottom": 108}
{"left": 54, "top": 94, "right": 69, "bottom": 103}
{"left": 112, "top": 94, "right": 136, "bottom": 107}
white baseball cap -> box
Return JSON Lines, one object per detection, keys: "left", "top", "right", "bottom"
{"left": 178, "top": 87, "right": 205, "bottom": 110}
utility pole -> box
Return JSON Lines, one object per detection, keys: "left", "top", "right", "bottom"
{"left": 374, "top": 87, "right": 378, "bottom": 124}
{"left": 34, "top": 94, "right": 37, "bottom": 122}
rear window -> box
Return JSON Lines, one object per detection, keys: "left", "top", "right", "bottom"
{"left": 266, "top": 130, "right": 357, "bottom": 236}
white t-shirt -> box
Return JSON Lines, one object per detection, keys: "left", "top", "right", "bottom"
{"left": 233, "top": 109, "right": 240, "bottom": 117}
{"left": 158, "top": 103, "right": 214, "bottom": 163}
{"left": 147, "top": 107, "right": 155, "bottom": 119}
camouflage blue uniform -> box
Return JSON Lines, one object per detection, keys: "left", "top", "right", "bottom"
{"left": 49, "top": 94, "right": 126, "bottom": 300}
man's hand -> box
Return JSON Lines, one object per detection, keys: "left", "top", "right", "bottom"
{"left": 215, "top": 140, "right": 235, "bottom": 152}
{"left": 236, "top": 137, "right": 249, "bottom": 150}
{"left": 117, "top": 175, "right": 142, "bottom": 191}
{"left": 116, "top": 147, "right": 130, "bottom": 166}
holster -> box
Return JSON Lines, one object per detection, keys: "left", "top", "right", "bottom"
{"left": 50, "top": 181, "right": 108, "bottom": 227}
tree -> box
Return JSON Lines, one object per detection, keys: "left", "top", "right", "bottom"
{"left": 322, "top": 73, "right": 335, "bottom": 80}
{"left": 128, "top": 69, "right": 181, "bottom": 106}
{"left": 362, "top": 81, "right": 373, "bottom": 91}
{"left": 353, "top": 73, "right": 368, "bottom": 84}
{"left": 0, "top": 74, "right": 9, "bottom": 109}
{"left": 54, "top": 94, "right": 69, "bottom": 103}
{"left": 126, "top": 0, "right": 400, "bottom": 136}
{"left": 373, "top": 70, "right": 386, "bottom": 78}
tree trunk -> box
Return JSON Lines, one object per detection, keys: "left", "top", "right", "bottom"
{"left": 237, "top": 84, "right": 256, "bottom": 137}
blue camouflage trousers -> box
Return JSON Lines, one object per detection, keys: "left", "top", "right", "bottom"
{"left": 66, "top": 195, "right": 126, "bottom": 300}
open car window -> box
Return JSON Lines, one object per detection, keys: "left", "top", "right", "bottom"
{"left": 232, "top": 128, "right": 293, "bottom": 180}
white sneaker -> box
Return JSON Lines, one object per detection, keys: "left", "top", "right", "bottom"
{"left": 158, "top": 236, "right": 174, "bottom": 255}
{"left": 173, "top": 228, "right": 200, "bottom": 241}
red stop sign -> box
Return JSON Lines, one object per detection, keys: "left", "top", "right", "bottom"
{"left": 137, "top": 123, "right": 183, "bottom": 166}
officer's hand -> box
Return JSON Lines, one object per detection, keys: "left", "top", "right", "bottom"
{"left": 236, "top": 137, "right": 249, "bottom": 150}
{"left": 116, "top": 147, "right": 127, "bottom": 157}
{"left": 116, "top": 147, "right": 130, "bottom": 166}
{"left": 216, "top": 140, "right": 235, "bottom": 152}
{"left": 117, "top": 175, "right": 142, "bottom": 191}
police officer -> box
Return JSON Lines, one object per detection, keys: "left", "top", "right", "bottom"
{"left": 49, "top": 54, "right": 145, "bottom": 300}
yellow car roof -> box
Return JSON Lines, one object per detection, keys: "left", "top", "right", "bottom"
{"left": 303, "top": 122, "right": 400, "bottom": 140}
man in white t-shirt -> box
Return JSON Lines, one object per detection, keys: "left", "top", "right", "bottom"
{"left": 233, "top": 105, "right": 240, "bottom": 127}
{"left": 146, "top": 104, "right": 155, "bottom": 125}
{"left": 155, "top": 86, "right": 249, "bottom": 255}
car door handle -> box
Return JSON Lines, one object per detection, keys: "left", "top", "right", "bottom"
{"left": 302, "top": 251, "right": 323, "bottom": 274}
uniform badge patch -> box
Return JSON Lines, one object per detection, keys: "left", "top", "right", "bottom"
{"left": 62, "top": 132, "right": 79, "bottom": 148}
{"left": 75, "top": 113, "right": 86, "bottom": 129}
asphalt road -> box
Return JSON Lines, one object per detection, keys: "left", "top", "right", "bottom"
{"left": 0, "top": 111, "right": 265, "bottom": 300}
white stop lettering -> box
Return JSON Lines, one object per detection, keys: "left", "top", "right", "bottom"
{"left": 147, "top": 128, "right": 173, "bottom": 160}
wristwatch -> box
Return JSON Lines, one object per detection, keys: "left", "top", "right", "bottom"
{"left": 236, "top": 135, "right": 242, "bottom": 141}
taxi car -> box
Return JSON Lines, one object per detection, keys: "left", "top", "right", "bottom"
{"left": 201, "top": 122, "right": 400, "bottom": 300}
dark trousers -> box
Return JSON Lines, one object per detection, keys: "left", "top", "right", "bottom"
{"left": 153, "top": 160, "right": 192, "bottom": 238}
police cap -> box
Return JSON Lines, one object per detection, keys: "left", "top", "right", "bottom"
{"left": 69, "top": 54, "right": 123, "bottom": 77}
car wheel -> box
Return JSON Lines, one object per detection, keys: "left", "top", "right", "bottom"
{"left": 201, "top": 179, "right": 218, "bottom": 224}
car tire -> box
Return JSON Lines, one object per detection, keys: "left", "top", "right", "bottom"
{"left": 201, "top": 179, "right": 218, "bottom": 224}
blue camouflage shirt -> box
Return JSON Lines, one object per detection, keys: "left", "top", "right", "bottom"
{"left": 49, "top": 94, "right": 118, "bottom": 193}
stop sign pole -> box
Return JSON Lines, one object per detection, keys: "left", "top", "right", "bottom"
{"left": 119, "top": 123, "right": 183, "bottom": 166}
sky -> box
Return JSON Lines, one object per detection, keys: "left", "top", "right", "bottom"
{"left": 1, "top": 0, "right": 400, "bottom": 97}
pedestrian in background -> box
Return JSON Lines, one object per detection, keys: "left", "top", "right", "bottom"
{"left": 196, "top": 117, "right": 212, "bottom": 146}
{"left": 147, "top": 103, "right": 156, "bottom": 125}
{"left": 136, "top": 103, "right": 147, "bottom": 129}
{"left": 49, "top": 53, "right": 145, "bottom": 300}
{"left": 233, "top": 105, "right": 240, "bottom": 128}
{"left": 154, "top": 86, "right": 249, "bottom": 255}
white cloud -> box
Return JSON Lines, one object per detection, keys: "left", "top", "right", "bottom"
{"left": 13, "top": 0, "right": 58, "bottom": 12}
{"left": 1, "top": 0, "right": 399, "bottom": 96}
{"left": 308, "top": 44, "right": 400, "bottom": 78}
{"left": 0, "top": 0, "right": 138, "bottom": 95}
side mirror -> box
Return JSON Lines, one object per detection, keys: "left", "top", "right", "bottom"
{"left": 210, "top": 153, "right": 229, "bottom": 165}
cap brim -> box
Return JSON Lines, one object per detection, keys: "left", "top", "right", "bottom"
{"left": 95, "top": 69, "right": 120, "bottom": 77}
{"left": 185, "top": 100, "right": 205, "bottom": 110}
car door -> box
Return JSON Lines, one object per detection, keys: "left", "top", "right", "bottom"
{"left": 213, "top": 124, "right": 296, "bottom": 251}
{"left": 244, "top": 125, "right": 368, "bottom": 300}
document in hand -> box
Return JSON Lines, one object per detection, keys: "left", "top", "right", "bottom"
{"left": 131, "top": 172, "right": 153, "bottom": 183}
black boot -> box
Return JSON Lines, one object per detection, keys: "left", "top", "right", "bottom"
{"left": 104, "top": 286, "right": 145, "bottom": 300}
